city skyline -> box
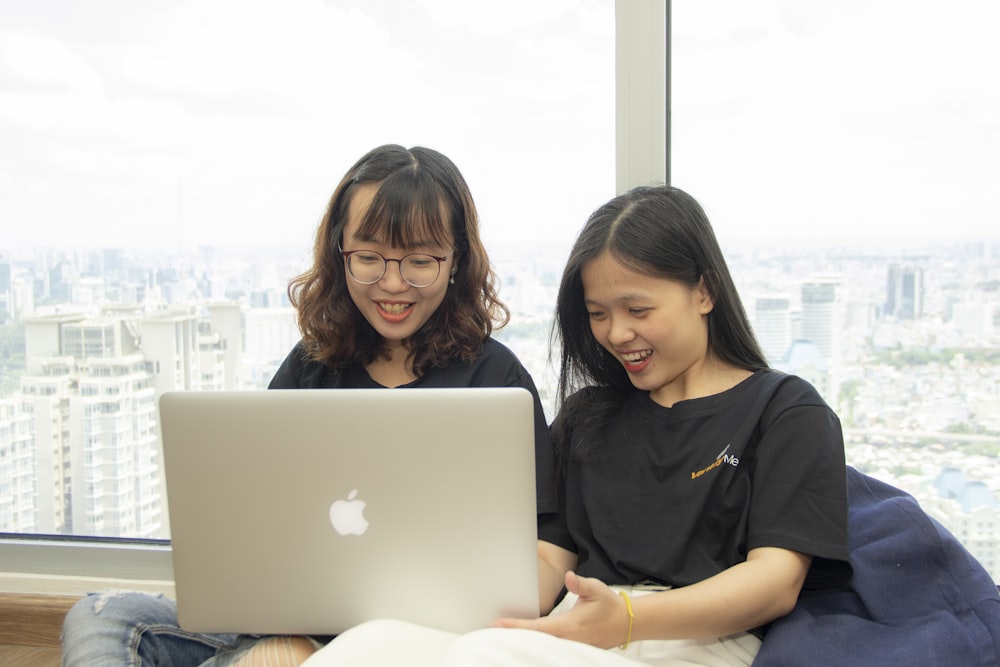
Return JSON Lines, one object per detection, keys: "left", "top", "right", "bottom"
{"left": 2, "top": 236, "right": 999, "bottom": 579}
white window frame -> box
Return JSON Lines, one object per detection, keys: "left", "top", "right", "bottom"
{"left": 0, "top": 0, "right": 669, "bottom": 592}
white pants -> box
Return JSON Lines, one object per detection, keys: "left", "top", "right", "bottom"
{"left": 301, "top": 587, "right": 761, "bottom": 667}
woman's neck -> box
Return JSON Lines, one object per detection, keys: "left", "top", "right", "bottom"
{"left": 365, "top": 343, "right": 417, "bottom": 388}
{"left": 650, "top": 358, "right": 753, "bottom": 408}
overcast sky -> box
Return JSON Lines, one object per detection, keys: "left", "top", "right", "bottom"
{"left": 673, "top": 0, "right": 1000, "bottom": 247}
{"left": 1, "top": 0, "right": 997, "bottom": 255}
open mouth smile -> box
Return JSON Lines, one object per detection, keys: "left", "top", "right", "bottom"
{"left": 375, "top": 301, "right": 416, "bottom": 324}
{"left": 377, "top": 302, "right": 413, "bottom": 315}
{"left": 620, "top": 349, "right": 652, "bottom": 371}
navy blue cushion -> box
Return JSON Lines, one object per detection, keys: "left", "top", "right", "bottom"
{"left": 753, "top": 467, "right": 1000, "bottom": 666}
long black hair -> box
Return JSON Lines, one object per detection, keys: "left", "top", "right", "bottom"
{"left": 551, "top": 185, "right": 768, "bottom": 456}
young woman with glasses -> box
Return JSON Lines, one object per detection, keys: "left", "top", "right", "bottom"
{"left": 61, "top": 144, "right": 556, "bottom": 667}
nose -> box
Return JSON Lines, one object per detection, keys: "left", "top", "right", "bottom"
{"left": 378, "top": 259, "right": 409, "bottom": 292}
{"left": 606, "top": 316, "right": 635, "bottom": 346}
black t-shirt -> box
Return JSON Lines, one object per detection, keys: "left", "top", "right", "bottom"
{"left": 540, "top": 369, "right": 851, "bottom": 591}
{"left": 268, "top": 338, "right": 557, "bottom": 516}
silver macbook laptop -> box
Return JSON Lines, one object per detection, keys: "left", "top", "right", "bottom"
{"left": 158, "top": 387, "right": 540, "bottom": 635}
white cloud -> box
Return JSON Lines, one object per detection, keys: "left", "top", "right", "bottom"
{"left": 0, "top": 0, "right": 995, "bottom": 249}
{"left": 0, "top": 29, "right": 105, "bottom": 96}
{"left": 671, "top": 0, "right": 1000, "bottom": 242}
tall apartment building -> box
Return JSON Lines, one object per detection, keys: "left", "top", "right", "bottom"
{"left": 18, "top": 358, "right": 75, "bottom": 533}
{"left": 15, "top": 307, "right": 219, "bottom": 538}
{"left": 0, "top": 397, "right": 35, "bottom": 532}
{"left": 794, "top": 276, "right": 843, "bottom": 408}
{"left": 208, "top": 302, "right": 243, "bottom": 390}
{"left": 0, "top": 255, "right": 12, "bottom": 323}
{"left": 244, "top": 306, "right": 299, "bottom": 388}
{"left": 70, "top": 354, "right": 160, "bottom": 537}
{"left": 141, "top": 309, "right": 201, "bottom": 397}
{"left": 800, "top": 275, "right": 842, "bottom": 366}
{"left": 753, "top": 296, "right": 792, "bottom": 364}
{"left": 20, "top": 315, "right": 87, "bottom": 534}
{"left": 197, "top": 324, "right": 228, "bottom": 391}
{"left": 885, "top": 264, "right": 925, "bottom": 320}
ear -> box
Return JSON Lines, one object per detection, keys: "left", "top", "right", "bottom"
{"left": 696, "top": 275, "right": 715, "bottom": 315}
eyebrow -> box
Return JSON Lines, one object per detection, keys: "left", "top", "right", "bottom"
{"left": 584, "top": 292, "right": 647, "bottom": 304}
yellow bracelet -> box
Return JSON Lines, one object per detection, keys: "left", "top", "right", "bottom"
{"left": 618, "top": 590, "right": 635, "bottom": 650}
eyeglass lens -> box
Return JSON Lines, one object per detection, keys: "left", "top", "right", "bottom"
{"left": 346, "top": 251, "right": 442, "bottom": 287}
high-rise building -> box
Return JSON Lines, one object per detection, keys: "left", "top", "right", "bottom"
{"left": 208, "top": 302, "right": 243, "bottom": 390}
{"left": 754, "top": 296, "right": 792, "bottom": 364}
{"left": 141, "top": 309, "right": 202, "bottom": 396}
{"left": 0, "top": 255, "right": 10, "bottom": 290}
{"left": 800, "top": 275, "right": 841, "bottom": 366}
{"left": 24, "top": 313, "right": 88, "bottom": 359}
{"left": 69, "top": 354, "right": 160, "bottom": 537}
{"left": 0, "top": 254, "right": 12, "bottom": 323}
{"left": 18, "top": 307, "right": 224, "bottom": 538}
{"left": 885, "top": 264, "right": 925, "bottom": 319}
{"left": 244, "top": 307, "right": 299, "bottom": 388}
{"left": 20, "top": 316, "right": 90, "bottom": 534}
{"left": 0, "top": 397, "right": 35, "bottom": 532}
{"left": 797, "top": 276, "right": 842, "bottom": 408}
{"left": 18, "top": 360, "right": 75, "bottom": 533}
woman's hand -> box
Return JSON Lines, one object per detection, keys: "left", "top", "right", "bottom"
{"left": 497, "top": 547, "right": 812, "bottom": 647}
{"left": 494, "top": 571, "right": 631, "bottom": 649}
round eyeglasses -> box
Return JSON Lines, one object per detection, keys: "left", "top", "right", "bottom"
{"left": 340, "top": 246, "right": 455, "bottom": 288}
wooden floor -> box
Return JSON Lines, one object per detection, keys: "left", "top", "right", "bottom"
{"left": 1, "top": 580, "right": 171, "bottom": 666}
{"left": 0, "top": 645, "right": 61, "bottom": 666}
{"left": 0, "top": 592, "right": 75, "bottom": 667}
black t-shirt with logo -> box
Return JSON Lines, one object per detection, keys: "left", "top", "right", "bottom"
{"left": 540, "top": 370, "right": 851, "bottom": 591}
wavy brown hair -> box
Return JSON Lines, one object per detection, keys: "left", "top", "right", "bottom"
{"left": 289, "top": 144, "right": 509, "bottom": 375}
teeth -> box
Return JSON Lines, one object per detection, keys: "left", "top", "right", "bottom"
{"left": 379, "top": 303, "right": 410, "bottom": 315}
{"left": 622, "top": 350, "right": 651, "bottom": 363}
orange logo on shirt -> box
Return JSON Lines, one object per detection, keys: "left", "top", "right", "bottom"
{"left": 691, "top": 444, "right": 740, "bottom": 480}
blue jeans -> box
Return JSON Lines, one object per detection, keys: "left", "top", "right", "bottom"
{"left": 61, "top": 590, "right": 262, "bottom": 666}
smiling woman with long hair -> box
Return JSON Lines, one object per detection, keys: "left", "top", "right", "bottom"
{"left": 61, "top": 144, "right": 556, "bottom": 667}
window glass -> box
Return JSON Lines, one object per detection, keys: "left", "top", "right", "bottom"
{"left": 0, "top": 0, "right": 615, "bottom": 539}
{"left": 673, "top": 0, "right": 1000, "bottom": 580}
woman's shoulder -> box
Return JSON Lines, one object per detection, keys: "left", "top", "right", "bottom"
{"left": 557, "top": 385, "right": 633, "bottom": 421}
{"left": 420, "top": 336, "right": 535, "bottom": 389}
{"left": 565, "top": 384, "right": 620, "bottom": 404}
{"left": 467, "top": 337, "right": 532, "bottom": 373}
{"left": 742, "top": 369, "right": 837, "bottom": 428}
{"left": 268, "top": 341, "right": 346, "bottom": 389}
{"left": 749, "top": 369, "right": 827, "bottom": 405}
{"left": 479, "top": 336, "right": 515, "bottom": 357}
{"left": 480, "top": 336, "right": 540, "bottom": 363}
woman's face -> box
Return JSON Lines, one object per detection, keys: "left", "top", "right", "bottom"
{"left": 341, "top": 184, "right": 455, "bottom": 348}
{"left": 580, "top": 251, "right": 714, "bottom": 406}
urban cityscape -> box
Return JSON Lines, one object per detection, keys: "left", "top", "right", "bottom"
{"left": 1, "top": 237, "right": 998, "bottom": 582}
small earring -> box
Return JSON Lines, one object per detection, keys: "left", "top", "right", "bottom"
{"left": 449, "top": 275, "right": 455, "bottom": 285}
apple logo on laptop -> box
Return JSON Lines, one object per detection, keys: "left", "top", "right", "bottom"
{"left": 329, "top": 489, "right": 369, "bottom": 536}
